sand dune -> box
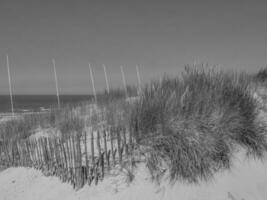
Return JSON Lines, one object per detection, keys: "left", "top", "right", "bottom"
{"left": 0, "top": 150, "right": 266, "bottom": 200}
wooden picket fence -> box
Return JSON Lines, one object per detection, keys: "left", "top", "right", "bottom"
{"left": 0, "top": 126, "right": 137, "bottom": 189}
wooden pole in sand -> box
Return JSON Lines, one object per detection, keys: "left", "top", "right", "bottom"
{"left": 136, "top": 65, "right": 142, "bottom": 95}
{"left": 52, "top": 59, "right": 60, "bottom": 109}
{"left": 89, "top": 63, "right": 97, "bottom": 104}
{"left": 120, "top": 65, "right": 128, "bottom": 99}
{"left": 102, "top": 64, "right": 110, "bottom": 94}
{"left": 6, "top": 55, "right": 14, "bottom": 116}
{"left": 103, "top": 64, "right": 110, "bottom": 121}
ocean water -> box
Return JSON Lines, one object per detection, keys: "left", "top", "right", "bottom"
{"left": 0, "top": 95, "right": 93, "bottom": 113}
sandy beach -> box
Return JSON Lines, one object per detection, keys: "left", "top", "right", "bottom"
{"left": 0, "top": 150, "right": 266, "bottom": 200}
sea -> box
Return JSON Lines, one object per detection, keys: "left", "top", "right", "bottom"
{"left": 0, "top": 95, "right": 93, "bottom": 113}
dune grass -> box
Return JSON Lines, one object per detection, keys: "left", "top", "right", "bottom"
{"left": 0, "top": 110, "right": 58, "bottom": 141}
{"left": 1, "top": 64, "right": 267, "bottom": 185}
{"left": 255, "top": 67, "right": 267, "bottom": 83}
{"left": 0, "top": 87, "right": 136, "bottom": 142}
{"left": 131, "top": 65, "right": 267, "bottom": 183}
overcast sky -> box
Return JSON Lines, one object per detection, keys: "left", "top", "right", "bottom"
{"left": 0, "top": 0, "right": 267, "bottom": 94}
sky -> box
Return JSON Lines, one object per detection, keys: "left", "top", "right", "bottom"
{"left": 0, "top": 0, "right": 267, "bottom": 94}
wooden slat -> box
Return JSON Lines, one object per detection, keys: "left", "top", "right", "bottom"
{"left": 103, "top": 129, "right": 109, "bottom": 168}
{"left": 47, "top": 138, "right": 54, "bottom": 172}
{"left": 84, "top": 131, "right": 89, "bottom": 182}
{"left": 110, "top": 127, "right": 115, "bottom": 166}
{"left": 64, "top": 136, "right": 71, "bottom": 182}
{"left": 27, "top": 140, "right": 33, "bottom": 167}
{"left": 129, "top": 127, "right": 134, "bottom": 166}
{"left": 35, "top": 139, "right": 42, "bottom": 168}
{"left": 28, "top": 140, "right": 35, "bottom": 167}
{"left": 116, "top": 127, "right": 122, "bottom": 164}
{"left": 122, "top": 127, "right": 128, "bottom": 156}
{"left": 16, "top": 141, "right": 22, "bottom": 166}
{"left": 96, "top": 131, "right": 102, "bottom": 178}
{"left": 40, "top": 138, "right": 48, "bottom": 169}
{"left": 90, "top": 130, "right": 95, "bottom": 167}
{"left": 60, "top": 137, "right": 68, "bottom": 181}
{"left": 76, "top": 133, "right": 83, "bottom": 188}
{"left": 71, "top": 135, "right": 77, "bottom": 188}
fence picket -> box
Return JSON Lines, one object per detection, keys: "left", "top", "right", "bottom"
{"left": 103, "top": 129, "right": 109, "bottom": 168}
{"left": 84, "top": 131, "right": 89, "bottom": 183}
{"left": 122, "top": 127, "right": 128, "bottom": 156}
{"left": 0, "top": 124, "right": 136, "bottom": 190}
{"left": 76, "top": 133, "right": 83, "bottom": 188}
{"left": 65, "top": 136, "right": 71, "bottom": 182}
{"left": 96, "top": 131, "right": 102, "bottom": 179}
{"left": 71, "top": 135, "right": 77, "bottom": 188}
{"left": 90, "top": 130, "right": 95, "bottom": 167}
{"left": 116, "top": 127, "right": 122, "bottom": 164}
{"left": 110, "top": 127, "right": 115, "bottom": 166}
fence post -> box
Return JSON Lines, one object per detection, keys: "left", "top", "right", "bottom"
{"left": 103, "top": 64, "right": 110, "bottom": 94}
{"left": 35, "top": 139, "right": 42, "bottom": 168}
{"left": 136, "top": 64, "right": 142, "bottom": 95}
{"left": 90, "top": 130, "right": 95, "bottom": 167}
{"left": 65, "top": 136, "right": 71, "bottom": 182}
{"left": 129, "top": 127, "right": 134, "bottom": 166}
{"left": 52, "top": 59, "right": 61, "bottom": 109}
{"left": 6, "top": 55, "right": 14, "bottom": 116}
{"left": 116, "top": 127, "right": 122, "bottom": 164}
{"left": 60, "top": 138, "right": 68, "bottom": 182}
{"left": 76, "top": 133, "right": 83, "bottom": 189}
{"left": 103, "top": 129, "right": 109, "bottom": 168}
{"left": 96, "top": 131, "right": 102, "bottom": 179}
{"left": 120, "top": 65, "right": 128, "bottom": 99}
{"left": 84, "top": 131, "right": 89, "bottom": 183}
{"left": 110, "top": 127, "right": 115, "bottom": 166}
{"left": 122, "top": 127, "right": 128, "bottom": 156}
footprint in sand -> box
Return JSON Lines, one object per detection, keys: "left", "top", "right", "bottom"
{"left": 227, "top": 192, "right": 246, "bottom": 200}
{"left": 228, "top": 192, "right": 237, "bottom": 200}
{"left": 155, "top": 185, "right": 165, "bottom": 199}
{"left": 257, "top": 182, "right": 267, "bottom": 198}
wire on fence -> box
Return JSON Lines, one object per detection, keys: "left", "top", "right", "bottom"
{"left": 0, "top": 125, "right": 138, "bottom": 190}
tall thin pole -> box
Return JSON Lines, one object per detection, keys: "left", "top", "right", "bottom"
{"left": 120, "top": 65, "right": 128, "bottom": 99}
{"left": 103, "top": 64, "right": 110, "bottom": 94}
{"left": 136, "top": 65, "right": 142, "bottom": 95}
{"left": 89, "top": 63, "right": 97, "bottom": 104}
{"left": 52, "top": 59, "right": 60, "bottom": 109}
{"left": 6, "top": 55, "right": 14, "bottom": 116}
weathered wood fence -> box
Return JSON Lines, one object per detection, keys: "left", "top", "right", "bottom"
{"left": 0, "top": 126, "right": 136, "bottom": 189}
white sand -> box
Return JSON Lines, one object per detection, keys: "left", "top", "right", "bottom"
{"left": 1, "top": 92, "right": 267, "bottom": 200}
{"left": 0, "top": 150, "right": 266, "bottom": 200}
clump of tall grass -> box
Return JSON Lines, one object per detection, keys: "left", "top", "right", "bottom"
{"left": 0, "top": 109, "right": 59, "bottom": 141}
{"left": 104, "top": 98, "right": 135, "bottom": 128}
{"left": 51, "top": 105, "right": 85, "bottom": 139}
{"left": 132, "top": 65, "right": 267, "bottom": 183}
{"left": 0, "top": 105, "right": 66, "bottom": 141}
{"left": 97, "top": 86, "right": 138, "bottom": 105}
{"left": 252, "top": 67, "right": 267, "bottom": 96}
{"left": 255, "top": 67, "right": 267, "bottom": 83}
{"left": 0, "top": 118, "right": 32, "bottom": 141}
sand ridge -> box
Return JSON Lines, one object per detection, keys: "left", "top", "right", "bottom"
{"left": 0, "top": 150, "right": 266, "bottom": 200}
